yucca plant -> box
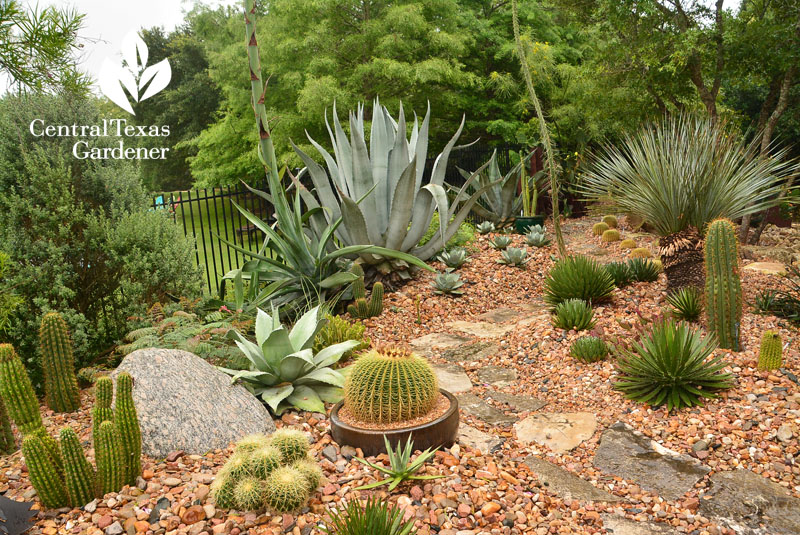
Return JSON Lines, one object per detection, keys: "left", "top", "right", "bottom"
{"left": 552, "top": 299, "right": 595, "bottom": 331}
{"left": 544, "top": 255, "right": 616, "bottom": 307}
{"left": 498, "top": 247, "right": 528, "bottom": 267}
{"left": 582, "top": 114, "right": 799, "bottom": 290}
{"left": 614, "top": 319, "right": 734, "bottom": 411}
{"left": 438, "top": 247, "right": 468, "bottom": 269}
{"left": 489, "top": 235, "right": 512, "bottom": 250}
{"left": 605, "top": 262, "right": 632, "bottom": 288}
{"left": 292, "top": 100, "right": 497, "bottom": 276}
{"left": 476, "top": 221, "right": 495, "bottom": 235}
{"left": 626, "top": 258, "right": 661, "bottom": 282}
{"left": 525, "top": 229, "right": 551, "bottom": 248}
{"left": 323, "top": 496, "right": 417, "bottom": 535}
{"left": 432, "top": 272, "right": 464, "bottom": 296}
{"left": 355, "top": 436, "right": 443, "bottom": 491}
{"left": 220, "top": 306, "right": 362, "bottom": 414}
{"left": 667, "top": 287, "right": 703, "bottom": 322}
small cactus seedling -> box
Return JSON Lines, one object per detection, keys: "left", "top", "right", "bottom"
{"left": 263, "top": 467, "right": 310, "bottom": 513}
{"left": 757, "top": 331, "right": 782, "bottom": 370}
{"left": 592, "top": 222, "right": 609, "bottom": 236}
{"left": 268, "top": 429, "right": 309, "bottom": 464}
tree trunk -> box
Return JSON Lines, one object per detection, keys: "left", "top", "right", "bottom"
{"left": 660, "top": 227, "right": 705, "bottom": 291}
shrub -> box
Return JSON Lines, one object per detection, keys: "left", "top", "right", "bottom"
{"left": 418, "top": 212, "right": 475, "bottom": 252}
{"left": 601, "top": 229, "right": 620, "bottom": 242}
{"left": 667, "top": 287, "right": 703, "bottom": 322}
{"left": 552, "top": 299, "right": 595, "bottom": 331}
{"left": 614, "top": 319, "right": 734, "bottom": 410}
{"left": 544, "top": 255, "right": 615, "bottom": 306}
{"left": 605, "top": 262, "right": 632, "bottom": 288}
{"left": 570, "top": 336, "right": 609, "bottom": 363}
{"left": 592, "top": 222, "right": 610, "bottom": 236}
{"left": 626, "top": 258, "right": 661, "bottom": 282}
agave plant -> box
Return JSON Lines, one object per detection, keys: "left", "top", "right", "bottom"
{"left": 476, "top": 221, "right": 496, "bottom": 235}
{"left": 582, "top": 114, "right": 799, "bottom": 289}
{"left": 355, "top": 436, "right": 442, "bottom": 491}
{"left": 456, "top": 150, "right": 545, "bottom": 228}
{"left": 438, "top": 247, "right": 468, "bottom": 269}
{"left": 291, "top": 100, "right": 496, "bottom": 276}
{"left": 525, "top": 229, "right": 551, "bottom": 248}
{"left": 498, "top": 247, "right": 528, "bottom": 267}
{"left": 605, "top": 261, "right": 632, "bottom": 288}
{"left": 432, "top": 272, "right": 464, "bottom": 296}
{"left": 552, "top": 299, "right": 595, "bottom": 331}
{"left": 667, "top": 287, "right": 703, "bottom": 322}
{"left": 220, "top": 306, "right": 362, "bottom": 414}
{"left": 544, "top": 255, "right": 616, "bottom": 306}
{"left": 489, "top": 235, "right": 512, "bottom": 250}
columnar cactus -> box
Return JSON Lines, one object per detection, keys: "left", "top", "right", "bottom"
{"left": 343, "top": 347, "right": 439, "bottom": 424}
{"left": 0, "top": 396, "right": 16, "bottom": 454}
{"left": 0, "top": 344, "right": 43, "bottom": 434}
{"left": 95, "top": 421, "right": 125, "bottom": 496}
{"left": 368, "top": 282, "right": 384, "bottom": 317}
{"left": 704, "top": 219, "right": 742, "bottom": 351}
{"left": 91, "top": 376, "right": 113, "bottom": 442}
{"left": 757, "top": 331, "right": 783, "bottom": 371}
{"left": 59, "top": 427, "right": 96, "bottom": 507}
{"left": 39, "top": 312, "right": 81, "bottom": 413}
{"left": 114, "top": 373, "right": 141, "bottom": 484}
{"left": 21, "top": 434, "right": 68, "bottom": 508}
{"left": 347, "top": 264, "right": 384, "bottom": 319}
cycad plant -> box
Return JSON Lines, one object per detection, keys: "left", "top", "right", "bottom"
{"left": 544, "top": 255, "right": 615, "bottom": 306}
{"left": 292, "top": 99, "right": 495, "bottom": 276}
{"left": 582, "top": 114, "right": 798, "bottom": 290}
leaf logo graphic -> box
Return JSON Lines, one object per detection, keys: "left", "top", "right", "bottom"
{"left": 99, "top": 31, "right": 171, "bottom": 115}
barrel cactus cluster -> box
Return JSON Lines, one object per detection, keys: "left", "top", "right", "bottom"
{"left": 343, "top": 346, "right": 439, "bottom": 424}
{"left": 346, "top": 264, "right": 384, "bottom": 319}
{"left": 212, "top": 429, "right": 321, "bottom": 513}
{"left": 704, "top": 219, "right": 742, "bottom": 351}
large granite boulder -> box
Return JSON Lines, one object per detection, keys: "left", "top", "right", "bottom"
{"left": 113, "top": 348, "right": 275, "bottom": 458}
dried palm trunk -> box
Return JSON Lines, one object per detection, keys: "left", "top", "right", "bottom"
{"left": 660, "top": 227, "right": 705, "bottom": 291}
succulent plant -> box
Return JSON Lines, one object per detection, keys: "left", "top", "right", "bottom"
{"left": 601, "top": 229, "right": 621, "bottom": 243}
{"left": 263, "top": 466, "right": 310, "bottom": 513}
{"left": 346, "top": 264, "right": 384, "bottom": 319}
{"left": 570, "top": 336, "right": 609, "bottom": 363}
{"left": 498, "top": 247, "right": 529, "bottom": 267}
{"left": 39, "top": 312, "right": 80, "bottom": 413}
{"left": 614, "top": 319, "right": 734, "bottom": 410}
{"left": 355, "top": 435, "right": 443, "bottom": 491}
{"left": 95, "top": 420, "right": 125, "bottom": 496}
{"left": 552, "top": 299, "right": 595, "bottom": 331}
{"left": 626, "top": 258, "right": 661, "bottom": 282}
{"left": 225, "top": 452, "right": 252, "bottom": 480}
{"left": 704, "top": 219, "right": 742, "bottom": 351}
{"left": 235, "top": 434, "right": 272, "bottom": 455}
{"left": 605, "top": 262, "right": 632, "bottom": 288}
{"left": 476, "top": 221, "right": 496, "bottom": 235}
{"left": 234, "top": 476, "right": 266, "bottom": 511}
{"left": 431, "top": 271, "right": 464, "bottom": 295}
{"left": 602, "top": 215, "right": 618, "bottom": 228}
{"left": 667, "top": 287, "right": 703, "bottom": 322}
{"left": 312, "top": 314, "right": 370, "bottom": 361}
{"left": 489, "top": 235, "right": 512, "bottom": 250}
{"left": 544, "top": 255, "right": 615, "bottom": 307}
{"left": 619, "top": 238, "right": 637, "bottom": 249}
{"left": 757, "top": 330, "right": 782, "bottom": 371}
{"left": 91, "top": 376, "right": 114, "bottom": 444}
{"left": 59, "top": 427, "right": 96, "bottom": 507}
{"left": 344, "top": 347, "right": 438, "bottom": 424}
{"left": 438, "top": 247, "right": 468, "bottom": 269}
{"left": 322, "top": 495, "right": 416, "bottom": 535}
{"left": 21, "top": 434, "right": 68, "bottom": 508}
{"left": 292, "top": 458, "right": 323, "bottom": 494}
{"left": 268, "top": 429, "right": 310, "bottom": 464}
{"left": 629, "top": 247, "right": 652, "bottom": 259}
{"left": 0, "top": 396, "right": 15, "bottom": 454}
{"left": 525, "top": 229, "right": 550, "bottom": 248}
{"left": 210, "top": 465, "right": 237, "bottom": 509}
{"left": 592, "top": 222, "right": 610, "bottom": 236}
{"left": 0, "top": 344, "right": 43, "bottom": 435}
{"left": 114, "top": 372, "right": 141, "bottom": 484}
{"left": 220, "top": 306, "right": 362, "bottom": 414}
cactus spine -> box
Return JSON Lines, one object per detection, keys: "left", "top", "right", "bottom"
{"left": 704, "top": 219, "right": 742, "bottom": 351}
{"left": 343, "top": 347, "right": 439, "bottom": 424}
{"left": 59, "top": 427, "right": 96, "bottom": 507}
{"left": 95, "top": 421, "right": 125, "bottom": 496}
{"left": 0, "top": 396, "right": 16, "bottom": 454}
{"left": 114, "top": 373, "right": 141, "bottom": 484}
{"left": 39, "top": 312, "right": 80, "bottom": 413}
{"left": 21, "top": 434, "right": 68, "bottom": 508}
{"left": 757, "top": 331, "right": 782, "bottom": 371}
{"left": 347, "top": 264, "right": 383, "bottom": 319}
{"left": 92, "top": 376, "right": 113, "bottom": 442}
{"left": 0, "top": 343, "right": 43, "bottom": 434}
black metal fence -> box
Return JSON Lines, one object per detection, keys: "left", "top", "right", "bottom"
{"left": 154, "top": 144, "right": 523, "bottom": 295}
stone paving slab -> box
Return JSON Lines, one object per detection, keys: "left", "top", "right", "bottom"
{"left": 432, "top": 363, "right": 472, "bottom": 393}
{"left": 446, "top": 320, "right": 517, "bottom": 339}
{"left": 524, "top": 456, "right": 621, "bottom": 502}
{"left": 475, "top": 365, "right": 517, "bottom": 387}
{"left": 456, "top": 393, "right": 516, "bottom": 426}
{"left": 458, "top": 424, "right": 504, "bottom": 454}
{"left": 410, "top": 332, "right": 473, "bottom": 356}
{"left": 485, "top": 391, "right": 546, "bottom": 412}
{"left": 600, "top": 514, "right": 679, "bottom": 534}
{"left": 515, "top": 412, "right": 597, "bottom": 453}
{"left": 440, "top": 341, "right": 501, "bottom": 363}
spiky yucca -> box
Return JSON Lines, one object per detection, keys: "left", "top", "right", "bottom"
{"left": 605, "top": 262, "right": 632, "bottom": 288}
{"left": 629, "top": 247, "right": 652, "bottom": 259}
{"left": 667, "top": 287, "right": 703, "bottom": 322}
{"left": 92, "top": 376, "right": 113, "bottom": 443}
{"left": 570, "top": 336, "right": 608, "bottom": 363}
{"left": 620, "top": 238, "right": 637, "bottom": 249}
{"left": 552, "top": 299, "right": 595, "bottom": 331}
{"left": 602, "top": 215, "right": 618, "bottom": 228}
{"left": 268, "top": 429, "right": 310, "bottom": 464}
{"left": 601, "top": 229, "right": 621, "bottom": 243}
{"left": 59, "top": 427, "right": 96, "bottom": 507}
{"left": 95, "top": 421, "right": 125, "bottom": 496}
{"left": 544, "top": 255, "right": 615, "bottom": 307}
{"left": 626, "top": 258, "right": 661, "bottom": 282}
{"left": 704, "top": 219, "right": 742, "bottom": 351}
{"left": 0, "top": 344, "right": 43, "bottom": 435}
{"left": 114, "top": 373, "right": 141, "bottom": 484}
{"left": 592, "top": 222, "right": 609, "bottom": 236}
{"left": 263, "top": 466, "right": 310, "bottom": 513}
{"left": 757, "top": 331, "right": 782, "bottom": 371}
{"left": 21, "top": 434, "right": 68, "bottom": 508}
{"left": 39, "top": 312, "right": 81, "bottom": 413}
{"left": 344, "top": 347, "right": 438, "bottom": 424}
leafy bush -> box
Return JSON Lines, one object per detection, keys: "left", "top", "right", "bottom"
{"left": 626, "top": 258, "right": 661, "bottom": 282}
{"left": 324, "top": 496, "right": 416, "bottom": 535}
{"left": 570, "top": 336, "right": 609, "bottom": 362}
{"left": 605, "top": 262, "right": 632, "bottom": 288}
{"left": 552, "top": 299, "right": 595, "bottom": 331}
{"left": 0, "top": 252, "right": 22, "bottom": 338}
{"left": 544, "top": 256, "right": 615, "bottom": 306}
{"left": 418, "top": 213, "right": 475, "bottom": 252}
{"left": 614, "top": 319, "right": 734, "bottom": 410}
{"left": 667, "top": 287, "right": 703, "bottom": 322}
{"left": 0, "top": 94, "right": 201, "bottom": 383}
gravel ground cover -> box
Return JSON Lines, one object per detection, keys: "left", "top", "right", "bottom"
{"left": 1, "top": 217, "right": 797, "bottom": 535}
